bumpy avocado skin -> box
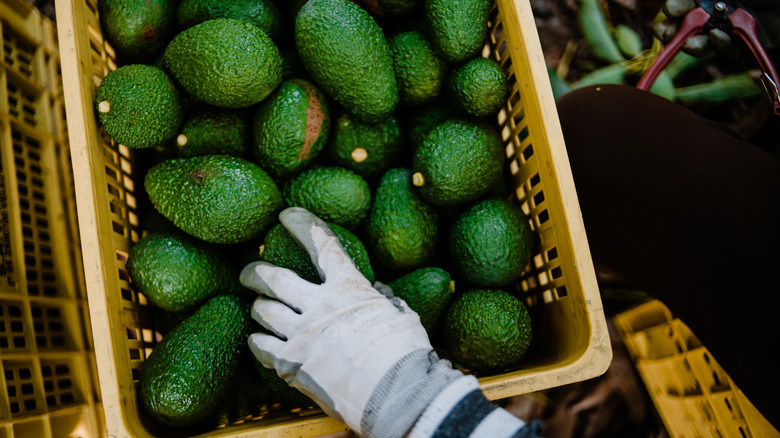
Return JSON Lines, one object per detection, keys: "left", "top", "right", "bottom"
{"left": 388, "top": 31, "right": 448, "bottom": 106}
{"left": 127, "top": 232, "right": 244, "bottom": 312}
{"left": 99, "top": 0, "right": 178, "bottom": 63}
{"left": 145, "top": 155, "right": 283, "bottom": 244}
{"left": 449, "top": 57, "right": 509, "bottom": 117}
{"left": 176, "top": 107, "right": 251, "bottom": 157}
{"left": 388, "top": 267, "right": 452, "bottom": 336}
{"left": 295, "top": 0, "right": 398, "bottom": 123}
{"left": 262, "top": 222, "right": 375, "bottom": 284}
{"left": 282, "top": 166, "right": 372, "bottom": 230}
{"left": 139, "top": 294, "right": 253, "bottom": 427}
{"left": 412, "top": 118, "right": 504, "bottom": 206}
{"left": 252, "top": 79, "right": 331, "bottom": 179}
{"left": 442, "top": 289, "right": 532, "bottom": 374}
{"left": 324, "top": 111, "right": 402, "bottom": 180}
{"left": 449, "top": 199, "right": 534, "bottom": 287}
{"left": 163, "top": 18, "right": 282, "bottom": 108}
{"left": 424, "top": 0, "right": 492, "bottom": 64}
{"left": 364, "top": 168, "right": 439, "bottom": 270}
{"left": 177, "top": 0, "right": 284, "bottom": 40}
{"left": 95, "top": 64, "right": 183, "bottom": 149}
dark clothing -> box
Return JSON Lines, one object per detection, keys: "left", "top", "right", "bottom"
{"left": 556, "top": 84, "right": 780, "bottom": 428}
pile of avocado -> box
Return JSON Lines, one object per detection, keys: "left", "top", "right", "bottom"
{"left": 97, "top": 0, "right": 538, "bottom": 429}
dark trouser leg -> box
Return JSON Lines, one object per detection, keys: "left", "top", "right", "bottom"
{"left": 556, "top": 84, "right": 780, "bottom": 428}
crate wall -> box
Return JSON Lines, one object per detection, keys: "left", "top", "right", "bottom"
{"left": 0, "top": 0, "right": 100, "bottom": 436}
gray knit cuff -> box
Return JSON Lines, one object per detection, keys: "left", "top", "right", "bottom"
{"left": 359, "top": 349, "right": 463, "bottom": 438}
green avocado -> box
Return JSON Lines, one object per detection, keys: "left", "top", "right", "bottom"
{"left": 411, "top": 118, "right": 504, "bottom": 206}
{"left": 295, "top": 0, "right": 398, "bottom": 123}
{"left": 95, "top": 64, "right": 183, "bottom": 149}
{"left": 252, "top": 79, "right": 331, "bottom": 179}
{"left": 144, "top": 155, "right": 283, "bottom": 244}
{"left": 323, "top": 110, "right": 402, "bottom": 180}
{"left": 163, "top": 18, "right": 282, "bottom": 108}
{"left": 261, "top": 221, "right": 375, "bottom": 284}
{"left": 139, "top": 294, "right": 253, "bottom": 427}
{"left": 177, "top": 0, "right": 284, "bottom": 40}
{"left": 442, "top": 289, "right": 532, "bottom": 374}
{"left": 449, "top": 198, "right": 534, "bottom": 287}
{"left": 282, "top": 166, "right": 372, "bottom": 230}
{"left": 449, "top": 57, "right": 509, "bottom": 117}
{"left": 424, "top": 0, "right": 492, "bottom": 64}
{"left": 175, "top": 107, "right": 251, "bottom": 157}
{"left": 98, "top": 0, "right": 178, "bottom": 63}
{"left": 364, "top": 168, "right": 439, "bottom": 270}
{"left": 388, "top": 267, "right": 453, "bottom": 336}
{"left": 127, "top": 232, "right": 244, "bottom": 312}
{"left": 388, "top": 31, "right": 448, "bottom": 106}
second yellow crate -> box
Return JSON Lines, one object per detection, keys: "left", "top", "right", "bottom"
{"left": 613, "top": 299, "right": 779, "bottom": 438}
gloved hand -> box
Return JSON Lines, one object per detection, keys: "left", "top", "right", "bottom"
{"left": 654, "top": 0, "right": 780, "bottom": 56}
{"left": 240, "top": 207, "right": 464, "bottom": 438}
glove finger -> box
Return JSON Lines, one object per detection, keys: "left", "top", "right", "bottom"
{"left": 251, "top": 295, "right": 304, "bottom": 340}
{"left": 248, "top": 332, "right": 286, "bottom": 369}
{"left": 240, "top": 261, "right": 316, "bottom": 313}
{"left": 280, "top": 207, "right": 369, "bottom": 286}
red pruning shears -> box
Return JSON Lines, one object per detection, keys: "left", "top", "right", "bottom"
{"left": 637, "top": 0, "right": 780, "bottom": 116}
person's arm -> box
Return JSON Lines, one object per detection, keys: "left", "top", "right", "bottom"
{"left": 240, "top": 207, "right": 543, "bottom": 438}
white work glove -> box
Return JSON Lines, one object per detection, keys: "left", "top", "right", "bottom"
{"left": 240, "top": 207, "right": 464, "bottom": 438}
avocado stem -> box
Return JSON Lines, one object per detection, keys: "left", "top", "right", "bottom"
{"left": 449, "top": 280, "right": 455, "bottom": 293}
{"left": 177, "top": 134, "right": 188, "bottom": 147}
{"left": 98, "top": 100, "right": 110, "bottom": 113}
{"left": 257, "top": 244, "right": 265, "bottom": 258}
{"left": 412, "top": 172, "right": 425, "bottom": 186}
{"left": 351, "top": 147, "right": 368, "bottom": 163}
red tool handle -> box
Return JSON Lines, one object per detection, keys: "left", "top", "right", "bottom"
{"left": 636, "top": 8, "right": 711, "bottom": 91}
{"left": 728, "top": 8, "right": 780, "bottom": 116}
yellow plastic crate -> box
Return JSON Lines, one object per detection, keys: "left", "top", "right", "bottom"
{"left": 613, "top": 299, "right": 779, "bottom": 438}
{"left": 55, "top": 0, "right": 612, "bottom": 436}
{"left": 0, "top": 0, "right": 102, "bottom": 436}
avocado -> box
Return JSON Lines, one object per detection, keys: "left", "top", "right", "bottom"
{"left": 364, "top": 168, "right": 438, "bottom": 270}
{"left": 175, "top": 107, "right": 251, "bottom": 157}
{"left": 253, "top": 359, "right": 315, "bottom": 408}
{"left": 207, "top": 354, "right": 273, "bottom": 427}
{"left": 388, "top": 31, "right": 448, "bottom": 106}
{"left": 425, "top": 0, "right": 492, "bottom": 64}
{"left": 252, "top": 79, "right": 331, "bottom": 179}
{"left": 139, "top": 294, "right": 253, "bottom": 427}
{"left": 411, "top": 118, "right": 504, "bottom": 206}
{"left": 279, "top": 46, "right": 310, "bottom": 81}
{"left": 362, "top": 0, "right": 423, "bottom": 17}
{"left": 261, "top": 221, "right": 375, "bottom": 284}
{"left": 442, "top": 289, "right": 532, "bottom": 374}
{"left": 404, "top": 101, "right": 457, "bottom": 155}
{"left": 127, "top": 232, "right": 244, "bottom": 312}
{"left": 295, "top": 0, "right": 398, "bottom": 123}
{"left": 163, "top": 18, "right": 282, "bottom": 108}
{"left": 449, "top": 57, "right": 509, "bottom": 117}
{"left": 282, "top": 166, "right": 372, "bottom": 230}
{"left": 387, "top": 267, "right": 453, "bottom": 336}
{"left": 145, "top": 155, "right": 283, "bottom": 244}
{"left": 323, "top": 110, "right": 402, "bottom": 180}
{"left": 449, "top": 198, "right": 534, "bottom": 287}
{"left": 95, "top": 64, "right": 183, "bottom": 149}
{"left": 98, "top": 0, "right": 178, "bottom": 63}
{"left": 177, "top": 0, "right": 284, "bottom": 40}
